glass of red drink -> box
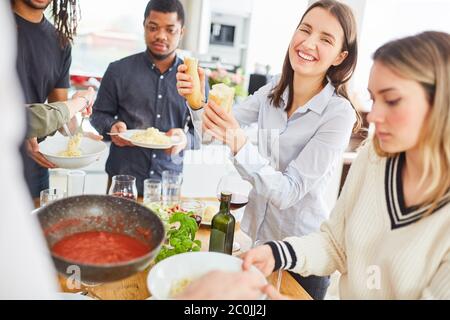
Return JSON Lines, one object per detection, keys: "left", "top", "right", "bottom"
{"left": 108, "top": 175, "right": 138, "bottom": 201}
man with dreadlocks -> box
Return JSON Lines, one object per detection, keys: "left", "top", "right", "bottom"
{"left": 11, "top": 0, "right": 79, "bottom": 198}
{"left": 91, "top": 0, "right": 205, "bottom": 195}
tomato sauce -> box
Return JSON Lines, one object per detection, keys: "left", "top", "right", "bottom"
{"left": 52, "top": 231, "right": 151, "bottom": 264}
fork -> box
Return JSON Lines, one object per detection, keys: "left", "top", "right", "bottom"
{"left": 62, "top": 123, "right": 73, "bottom": 138}
{"left": 77, "top": 115, "right": 87, "bottom": 135}
{"left": 76, "top": 95, "right": 92, "bottom": 135}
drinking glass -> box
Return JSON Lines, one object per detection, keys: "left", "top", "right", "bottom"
{"left": 143, "top": 179, "right": 161, "bottom": 204}
{"left": 162, "top": 171, "right": 183, "bottom": 206}
{"left": 216, "top": 172, "right": 251, "bottom": 211}
{"left": 181, "top": 199, "right": 205, "bottom": 226}
{"left": 66, "top": 170, "right": 86, "bottom": 197}
{"left": 108, "top": 175, "right": 138, "bottom": 201}
{"left": 40, "top": 188, "right": 66, "bottom": 207}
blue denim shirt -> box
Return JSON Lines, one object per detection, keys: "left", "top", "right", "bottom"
{"left": 91, "top": 51, "right": 203, "bottom": 194}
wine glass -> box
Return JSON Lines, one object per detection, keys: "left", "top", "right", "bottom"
{"left": 180, "top": 199, "right": 205, "bottom": 226}
{"left": 108, "top": 175, "right": 138, "bottom": 201}
{"left": 216, "top": 172, "right": 252, "bottom": 252}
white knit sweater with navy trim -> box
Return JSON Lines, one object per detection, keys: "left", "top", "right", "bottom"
{"left": 267, "top": 142, "right": 450, "bottom": 299}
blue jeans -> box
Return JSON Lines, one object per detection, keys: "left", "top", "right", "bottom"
{"left": 25, "top": 165, "right": 49, "bottom": 198}
{"left": 20, "top": 143, "right": 49, "bottom": 198}
{"left": 288, "top": 271, "right": 330, "bottom": 300}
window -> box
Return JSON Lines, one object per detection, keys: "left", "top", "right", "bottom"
{"left": 352, "top": 0, "right": 450, "bottom": 111}
{"left": 70, "top": 0, "right": 149, "bottom": 78}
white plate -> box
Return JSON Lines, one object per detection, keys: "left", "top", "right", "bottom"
{"left": 39, "top": 135, "right": 107, "bottom": 169}
{"left": 147, "top": 252, "right": 267, "bottom": 300}
{"left": 201, "top": 220, "right": 212, "bottom": 226}
{"left": 119, "top": 129, "right": 182, "bottom": 149}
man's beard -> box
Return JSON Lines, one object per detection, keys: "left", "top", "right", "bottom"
{"left": 22, "top": 0, "right": 52, "bottom": 10}
{"left": 148, "top": 47, "right": 176, "bottom": 61}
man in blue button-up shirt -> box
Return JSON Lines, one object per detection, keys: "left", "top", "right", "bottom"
{"left": 91, "top": 0, "right": 205, "bottom": 194}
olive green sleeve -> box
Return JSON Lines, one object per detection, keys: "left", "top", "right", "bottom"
{"left": 26, "top": 102, "right": 71, "bottom": 138}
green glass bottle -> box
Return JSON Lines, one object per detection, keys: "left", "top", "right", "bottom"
{"left": 209, "top": 192, "right": 235, "bottom": 254}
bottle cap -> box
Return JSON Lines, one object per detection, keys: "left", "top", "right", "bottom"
{"left": 220, "top": 192, "right": 232, "bottom": 202}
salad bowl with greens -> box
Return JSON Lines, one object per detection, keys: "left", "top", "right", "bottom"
{"left": 145, "top": 203, "right": 202, "bottom": 263}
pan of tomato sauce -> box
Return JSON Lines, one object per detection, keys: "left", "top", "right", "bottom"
{"left": 52, "top": 231, "right": 152, "bottom": 265}
{"left": 37, "top": 195, "right": 165, "bottom": 283}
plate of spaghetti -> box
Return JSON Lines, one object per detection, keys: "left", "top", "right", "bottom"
{"left": 119, "top": 128, "right": 182, "bottom": 149}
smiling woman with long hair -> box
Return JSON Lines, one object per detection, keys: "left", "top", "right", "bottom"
{"left": 177, "top": 0, "right": 361, "bottom": 299}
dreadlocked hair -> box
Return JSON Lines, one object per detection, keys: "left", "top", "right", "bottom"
{"left": 52, "top": 0, "right": 80, "bottom": 47}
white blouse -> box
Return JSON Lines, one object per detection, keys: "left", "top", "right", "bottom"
{"left": 190, "top": 76, "right": 356, "bottom": 242}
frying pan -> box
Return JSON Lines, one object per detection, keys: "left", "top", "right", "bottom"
{"left": 37, "top": 195, "right": 165, "bottom": 283}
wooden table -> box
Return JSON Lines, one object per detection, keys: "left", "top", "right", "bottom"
{"left": 34, "top": 197, "right": 311, "bottom": 300}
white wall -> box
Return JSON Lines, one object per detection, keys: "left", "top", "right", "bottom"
{"left": 76, "top": 0, "right": 149, "bottom": 35}
{"left": 353, "top": 0, "right": 450, "bottom": 110}
{"left": 180, "top": 0, "right": 211, "bottom": 54}
{"left": 245, "top": 0, "right": 309, "bottom": 75}
{"left": 182, "top": 0, "right": 309, "bottom": 75}
{"left": 210, "top": 0, "right": 253, "bottom": 16}
{"left": 181, "top": 0, "right": 253, "bottom": 54}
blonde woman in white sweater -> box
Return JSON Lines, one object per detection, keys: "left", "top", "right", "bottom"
{"left": 241, "top": 31, "right": 450, "bottom": 299}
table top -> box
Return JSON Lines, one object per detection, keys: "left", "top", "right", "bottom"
{"left": 35, "top": 196, "right": 312, "bottom": 300}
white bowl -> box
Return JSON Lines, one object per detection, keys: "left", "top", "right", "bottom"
{"left": 147, "top": 251, "right": 267, "bottom": 300}
{"left": 39, "top": 135, "right": 107, "bottom": 169}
